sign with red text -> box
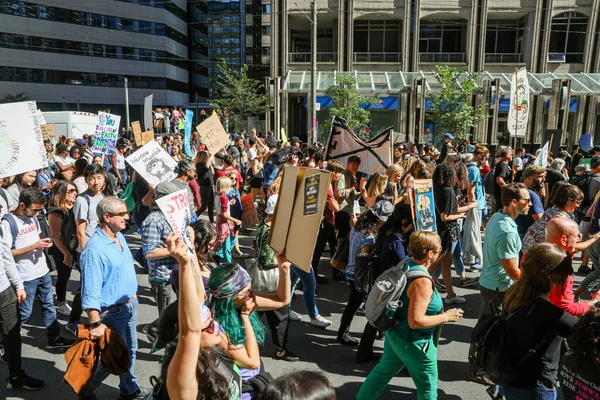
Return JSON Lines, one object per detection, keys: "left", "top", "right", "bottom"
{"left": 156, "top": 188, "right": 193, "bottom": 247}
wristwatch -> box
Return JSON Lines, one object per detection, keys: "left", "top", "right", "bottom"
{"left": 89, "top": 320, "right": 102, "bottom": 329}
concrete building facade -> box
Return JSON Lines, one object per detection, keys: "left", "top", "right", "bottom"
{"left": 271, "top": 0, "right": 600, "bottom": 148}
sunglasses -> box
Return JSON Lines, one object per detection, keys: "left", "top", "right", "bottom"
{"left": 28, "top": 207, "right": 43, "bottom": 213}
{"left": 67, "top": 188, "right": 77, "bottom": 193}
{"left": 202, "top": 320, "right": 215, "bottom": 334}
{"left": 106, "top": 211, "right": 129, "bottom": 217}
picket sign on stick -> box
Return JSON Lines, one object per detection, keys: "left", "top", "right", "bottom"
{"left": 92, "top": 112, "right": 121, "bottom": 155}
{"left": 131, "top": 121, "right": 143, "bottom": 146}
{"left": 196, "top": 114, "right": 229, "bottom": 153}
{"left": 40, "top": 124, "right": 56, "bottom": 141}
{"left": 125, "top": 140, "right": 177, "bottom": 186}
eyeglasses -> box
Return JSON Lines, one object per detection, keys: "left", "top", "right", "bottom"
{"left": 67, "top": 188, "right": 77, "bottom": 193}
{"left": 202, "top": 319, "right": 215, "bottom": 334}
{"left": 27, "top": 207, "right": 43, "bottom": 213}
{"left": 106, "top": 211, "right": 129, "bottom": 217}
{"left": 519, "top": 198, "right": 532, "bottom": 203}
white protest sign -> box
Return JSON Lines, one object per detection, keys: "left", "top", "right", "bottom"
{"left": 536, "top": 141, "right": 549, "bottom": 168}
{"left": 144, "top": 94, "right": 153, "bottom": 132}
{"left": 92, "top": 112, "right": 121, "bottom": 155}
{"left": 0, "top": 101, "right": 48, "bottom": 178}
{"left": 156, "top": 188, "right": 192, "bottom": 245}
{"left": 125, "top": 140, "right": 177, "bottom": 186}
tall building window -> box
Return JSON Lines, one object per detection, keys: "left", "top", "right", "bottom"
{"left": 262, "top": 4, "right": 270, "bottom": 14}
{"left": 418, "top": 20, "right": 466, "bottom": 62}
{"left": 354, "top": 20, "right": 401, "bottom": 54}
{"left": 549, "top": 12, "right": 587, "bottom": 63}
{"left": 486, "top": 20, "right": 523, "bottom": 54}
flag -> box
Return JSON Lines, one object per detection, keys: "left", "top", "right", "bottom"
{"left": 325, "top": 116, "right": 392, "bottom": 175}
{"left": 183, "top": 109, "right": 194, "bottom": 157}
{"left": 508, "top": 67, "right": 530, "bottom": 138}
{"left": 536, "top": 141, "right": 549, "bottom": 168}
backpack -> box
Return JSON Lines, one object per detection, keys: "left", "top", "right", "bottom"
{"left": 482, "top": 167, "right": 496, "bottom": 196}
{"left": 573, "top": 173, "right": 594, "bottom": 208}
{"left": 354, "top": 251, "right": 380, "bottom": 295}
{"left": 470, "top": 302, "right": 554, "bottom": 387}
{"left": 364, "top": 259, "right": 432, "bottom": 332}
{"left": 48, "top": 207, "right": 78, "bottom": 253}
{"left": 2, "top": 213, "right": 41, "bottom": 249}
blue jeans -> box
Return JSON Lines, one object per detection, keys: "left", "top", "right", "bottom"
{"left": 501, "top": 383, "right": 557, "bottom": 400}
{"left": 290, "top": 265, "right": 319, "bottom": 319}
{"left": 84, "top": 297, "right": 140, "bottom": 396}
{"left": 432, "top": 239, "right": 466, "bottom": 278}
{"left": 20, "top": 272, "right": 60, "bottom": 340}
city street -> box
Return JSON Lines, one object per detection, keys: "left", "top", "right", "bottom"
{"left": 4, "top": 223, "right": 586, "bottom": 400}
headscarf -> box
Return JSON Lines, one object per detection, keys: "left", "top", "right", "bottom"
{"left": 209, "top": 264, "right": 251, "bottom": 299}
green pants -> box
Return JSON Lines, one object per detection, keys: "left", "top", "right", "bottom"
{"left": 357, "top": 329, "right": 438, "bottom": 400}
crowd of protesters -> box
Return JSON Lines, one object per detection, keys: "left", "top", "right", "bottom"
{"left": 1, "top": 123, "right": 600, "bottom": 400}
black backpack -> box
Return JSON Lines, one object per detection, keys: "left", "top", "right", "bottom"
{"left": 573, "top": 173, "right": 594, "bottom": 208}
{"left": 482, "top": 167, "right": 496, "bottom": 196}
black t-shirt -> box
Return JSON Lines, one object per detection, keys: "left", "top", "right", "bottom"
{"left": 434, "top": 186, "right": 458, "bottom": 234}
{"left": 559, "top": 355, "right": 600, "bottom": 400}
{"left": 440, "top": 142, "right": 452, "bottom": 162}
{"left": 196, "top": 163, "right": 214, "bottom": 186}
{"left": 505, "top": 298, "right": 577, "bottom": 387}
{"left": 133, "top": 179, "right": 151, "bottom": 217}
{"left": 494, "top": 161, "right": 512, "bottom": 199}
{"left": 546, "top": 169, "right": 565, "bottom": 195}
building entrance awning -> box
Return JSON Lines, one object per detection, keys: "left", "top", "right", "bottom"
{"left": 282, "top": 70, "right": 600, "bottom": 96}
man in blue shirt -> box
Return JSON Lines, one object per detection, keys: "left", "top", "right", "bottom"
{"left": 80, "top": 197, "right": 144, "bottom": 400}
{"left": 515, "top": 165, "right": 546, "bottom": 237}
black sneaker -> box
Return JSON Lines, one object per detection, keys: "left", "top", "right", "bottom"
{"left": 459, "top": 277, "right": 480, "bottom": 288}
{"left": 47, "top": 336, "right": 75, "bottom": 349}
{"left": 579, "top": 265, "right": 592, "bottom": 274}
{"left": 118, "top": 388, "right": 149, "bottom": 400}
{"left": 0, "top": 341, "right": 5, "bottom": 364}
{"left": 7, "top": 370, "right": 45, "bottom": 390}
{"left": 315, "top": 274, "right": 329, "bottom": 284}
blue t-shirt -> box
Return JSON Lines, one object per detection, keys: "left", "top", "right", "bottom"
{"left": 480, "top": 211, "right": 521, "bottom": 292}
{"left": 346, "top": 228, "right": 375, "bottom": 281}
{"left": 227, "top": 189, "right": 243, "bottom": 220}
{"left": 515, "top": 189, "right": 544, "bottom": 235}
{"left": 466, "top": 162, "right": 486, "bottom": 210}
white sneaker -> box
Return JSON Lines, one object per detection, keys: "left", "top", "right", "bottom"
{"left": 57, "top": 301, "right": 72, "bottom": 316}
{"left": 289, "top": 310, "right": 302, "bottom": 322}
{"left": 444, "top": 295, "right": 466, "bottom": 304}
{"left": 310, "top": 315, "right": 332, "bottom": 328}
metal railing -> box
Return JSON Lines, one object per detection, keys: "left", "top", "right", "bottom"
{"left": 288, "top": 52, "right": 338, "bottom": 63}
{"left": 419, "top": 52, "right": 466, "bottom": 63}
{"left": 484, "top": 53, "right": 524, "bottom": 63}
{"left": 353, "top": 52, "right": 402, "bottom": 63}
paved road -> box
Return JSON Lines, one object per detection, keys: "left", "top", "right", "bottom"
{"left": 3, "top": 224, "right": 588, "bottom": 400}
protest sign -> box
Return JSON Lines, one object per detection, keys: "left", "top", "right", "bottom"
{"left": 0, "top": 101, "right": 48, "bottom": 178}
{"left": 125, "top": 140, "right": 177, "bottom": 186}
{"left": 142, "top": 130, "right": 154, "bottom": 145}
{"left": 131, "top": 121, "right": 143, "bottom": 145}
{"left": 155, "top": 188, "right": 193, "bottom": 249}
{"left": 269, "top": 166, "right": 331, "bottom": 272}
{"left": 411, "top": 179, "right": 436, "bottom": 232}
{"left": 197, "top": 114, "right": 229, "bottom": 153}
{"left": 184, "top": 109, "right": 194, "bottom": 157}
{"left": 92, "top": 112, "right": 121, "bottom": 155}
{"left": 241, "top": 194, "right": 258, "bottom": 229}
{"left": 535, "top": 141, "right": 549, "bottom": 168}
{"left": 40, "top": 124, "right": 56, "bottom": 141}
{"left": 144, "top": 94, "right": 153, "bottom": 131}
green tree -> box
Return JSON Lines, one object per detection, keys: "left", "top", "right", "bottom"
{"left": 0, "top": 92, "right": 30, "bottom": 104}
{"left": 323, "top": 74, "right": 377, "bottom": 139}
{"left": 428, "top": 65, "right": 488, "bottom": 143}
{"left": 210, "top": 60, "right": 269, "bottom": 132}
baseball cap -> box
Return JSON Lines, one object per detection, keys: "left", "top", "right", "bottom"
{"left": 370, "top": 200, "right": 393, "bottom": 222}
{"left": 75, "top": 138, "right": 87, "bottom": 146}
{"left": 444, "top": 133, "right": 455, "bottom": 140}
{"left": 522, "top": 165, "right": 546, "bottom": 179}
{"left": 82, "top": 134, "right": 89, "bottom": 140}
{"left": 290, "top": 136, "right": 301, "bottom": 143}
{"left": 265, "top": 194, "right": 279, "bottom": 215}
{"left": 524, "top": 153, "right": 532, "bottom": 158}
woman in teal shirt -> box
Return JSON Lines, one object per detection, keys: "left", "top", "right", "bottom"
{"left": 357, "top": 231, "right": 464, "bottom": 400}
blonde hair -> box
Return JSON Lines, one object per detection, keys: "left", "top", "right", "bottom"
{"left": 409, "top": 231, "right": 442, "bottom": 262}
{"left": 257, "top": 147, "right": 267, "bottom": 164}
{"left": 386, "top": 164, "right": 403, "bottom": 181}
{"left": 267, "top": 171, "right": 283, "bottom": 196}
{"left": 401, "top": 154, "right": 419, "bottom": 174}
{"left": 216, "top": 176, "right": 232, "bottom": 195}
{"left": 367, "top": 172, "right": 388, "bottom": 199}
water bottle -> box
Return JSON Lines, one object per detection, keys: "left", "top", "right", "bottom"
{"left": 385, "top": 300, "right": 400, "bottom": 318}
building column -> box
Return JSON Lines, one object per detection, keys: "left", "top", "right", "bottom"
{"left": 411, "top": 0, "right": 421, "bottom": 71}
{"left": 337, "top": 0, "right": 345, "bottom": 71}
{"left": 403, "top": 1, "right": 412, "bottom": 69}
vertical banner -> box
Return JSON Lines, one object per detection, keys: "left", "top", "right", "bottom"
{"left": 508, "top": 67, "right": 530, "bottom": 138}
{"left": 92, "top": 112, "right": 121, "bottom": 155}
{"left": 411, "top": 179, "right": 437, "bottom": 232}
{"left": 144, "top": 94, "right": 153, "bottom": 132}
{"left": 536, "top": 141, "right": 549, "bottom": 168}
{"left": 184, "top": 109, "right": 194, "bottom": 157}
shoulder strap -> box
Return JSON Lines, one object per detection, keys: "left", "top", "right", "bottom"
{"left": 0, "top": 188, "right": 9, "bottom": 210}
{"left": 2, "top": 213, "right": 18, "bottom": 249}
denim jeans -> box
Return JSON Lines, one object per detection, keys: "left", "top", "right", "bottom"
{"left": 83, "top": 297, "right": 140, "bottom": 397}
{"left": 290, "top": 265, "right": 319, "bottom": 319}
{"left": 501, "top": 382, "right": 557, "bottom": 400}
{"left": 20, "top": 272, "right": 60, "bottom": 340}
{"left": 432, "top": 239, "right": 466, "bottom": 278}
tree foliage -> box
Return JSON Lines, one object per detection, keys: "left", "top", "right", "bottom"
{"left": 428, "top": 65, "right": 488, "bottom": 142}
{"left": 210, "top": 60, "right": 269, "bottom": 132}
{"left": 323, "top": 74, "right": 377, "bottom": 137}
{"left": 0, "top": 92, "right": 30, "bottom": 104}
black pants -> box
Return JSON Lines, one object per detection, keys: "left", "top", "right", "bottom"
{"left": 48, "top": 251, "right": 72, "bottom": 303}
{"left": 0, "top": 286, "right": 22, "bottom": 378}
{"left": 149, "top": 281, "right": 172, "bottom": 329}
{"left": 335, "top": 211, "right": 352, "bottom": 240}
{"left": 337, "top": 279, "right": 365, "bottom": 339}
{"left": 357, "top": 323, "right": 378, "bottom": 358}
{"left": 68, "top": 255, "right": 83, "bottom": 324}
{"left": 262, "top": 306, "right": 290, "bottom": 351}
{"left": 311, "top": 221, "right": 337, "bottom": 276}
{"left": 198, "top": 185, "right": 215, "bottom": 223}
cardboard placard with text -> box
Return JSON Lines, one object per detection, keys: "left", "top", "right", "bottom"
{"left": 268, "top": 166, "right": 331, "bottom": 272}
{"left": 155, "top": 188, "right": 193, "bottom": 248}
{"left": 241, "top": 194, "right": 258, "bottom": 229}
{"left": 196, "top": 114, "right": 229, "bottom": 153}
{"left": 40, "top": 124, "right": 56, "bottom": 141}
{"left": 142, "top": 130, "right": 155, "bottom": 145}
{"left": 131, "top": 121, "right": 142, "bottom": 145}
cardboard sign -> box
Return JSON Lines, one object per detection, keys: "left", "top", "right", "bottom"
{"left": 40, "top": 124, "right": 56, "bottom": 141}
{"left": 155, "top": 188, "right": 193, "bottom": 248}
{"left": 126, "top": 140, "right": 177, "bottom": 186}
{"left": 197, "top": 114, "right": 229, "bottom": 153}
{"left": 132, "top": 121, "right": 142, "bottom": 145}
{"left": 0, "top": 101, "right": 48, "bottom": 179}
{"left": 92, "top": 112, "right": 121, "bottom": 155}
{"left": 144, "top": 94, "right": 153, "bottom": 132}
{"left": 411, "top": 179, "right": 436, "bottom": 232}
{"left": 268, "top": 166, "right": 331, "bottom": 272}
{"left": 241, "top": 194, "right": 258, "bottom": 229}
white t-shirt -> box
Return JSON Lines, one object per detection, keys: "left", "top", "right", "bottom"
{"left": 0, "top": 215, "right": 49, "bottom": 282}
{"left": 54, "top": 154, "right": 74, "bottom": 168}
{"left": 248, "top": 147, "right": 257, "bottom": 161}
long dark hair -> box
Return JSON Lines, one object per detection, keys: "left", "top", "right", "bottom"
{"left": 504, "top": 243, "right": 572, "bottom": 313}
{"left": 566, "top": 303, "right": 600, "bottom": 373}
{"left": 432, "top": 163, "right": 456, "bottom": 189}
{"left": 353, "top": 209, "right": 380, "bottom": 236}
{"left": 49, "top": 180, "right": 77, "bottom": 210}
{"left": 191, "top": 219, "right": 216, "bottom": 262}
{"left": 257, "top": 370, "right": 336, "bottom": 400}
{"left": 375, "top": 204, "right": 413, "bottom": 249}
